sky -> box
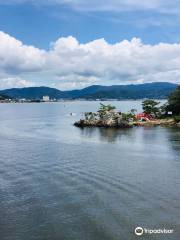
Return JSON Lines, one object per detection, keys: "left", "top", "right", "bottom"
{"left": 0, "top": 0, "right": 180, "bottom": 90}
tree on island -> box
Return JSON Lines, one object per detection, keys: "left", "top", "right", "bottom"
{"left": 142, "top": 100, "right": 160, "bottom": 117}
{"left": 99, "top": 103, "right": 116, "bottom": 112}
{"left": 98, "top": 103, "right": 116, "bottom": 120}
{"left": 130, "top": 109, "right": 137, "bottom": 115}
{"left": 166, "top": 86, "right": 180, "bottom": 115}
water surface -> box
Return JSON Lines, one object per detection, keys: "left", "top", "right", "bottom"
{"left": 0, "top": 101, "right": 180, "bottom": 240}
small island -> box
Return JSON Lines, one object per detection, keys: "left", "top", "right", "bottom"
{"left": 74, "top": 103, "right": 132, "bottom": 128}
{"left": 74, "top": 86, "right": 180, "bottom": 128}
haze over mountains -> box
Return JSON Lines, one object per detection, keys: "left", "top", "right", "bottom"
{"left": 0, "top": 82, "right": 178, "bottom": 100}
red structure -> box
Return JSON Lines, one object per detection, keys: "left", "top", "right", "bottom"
{"left": 136, "top": 113, "right": 152, "bottom": 121}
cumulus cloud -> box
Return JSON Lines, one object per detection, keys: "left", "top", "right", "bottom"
{"left": 0, "top": 31, "right": 46, "bottom": 74}
{"left": 0, "top": 77, "right": 34, "bottom": 90}
{"left": 48, "top": 36, "right": 180, "bottom": 87}
{"left": 0, "top": 31, "right": 180, "bottom": 89}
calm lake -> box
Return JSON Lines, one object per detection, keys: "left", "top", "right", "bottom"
{"left": 0, "top": 101, "right": 180, "bottom": 240}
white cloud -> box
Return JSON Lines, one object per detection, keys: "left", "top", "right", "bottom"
{"left": 0, "top": 31, "right": 46, "bottom": 74}
{"left": 0, "top": 31, "right": 180, "bottom": 89}
{"left": 0, "top": 77, "right": 34, "bottom": 89}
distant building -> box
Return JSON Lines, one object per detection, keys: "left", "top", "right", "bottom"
{"left": 19, "top": 98, "right": 26, "bottom": 103}
{"left": 43, "top": 96, "right": 50, "bottom": 102}
{"left": 168, "top": 111, "right": 172, "bottom": 115}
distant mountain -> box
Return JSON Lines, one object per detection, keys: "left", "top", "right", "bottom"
{"left": 0, "top": 82, "right": 178, "bottom": 100}
{"left": 0, "top": 86, "right": 69, "bottom": 100}
{"left": 76, "top": 82, "right": 178, "bottom": 99}
{"left": 0, "top": 94, "right": 10, "bottom": 100}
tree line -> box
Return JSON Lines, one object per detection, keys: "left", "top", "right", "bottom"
{"left": 142, "top": 85, "right": 180, "bottom": 121}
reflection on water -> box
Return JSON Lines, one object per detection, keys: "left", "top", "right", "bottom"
{"left": 0, "top": 102, "right": 180, "bottom": 240}
{"left": 166, "top": 127, "right": 180, "bottom": 154}
{"left": 79, "top": 127, "right": 134, "bottom": 143}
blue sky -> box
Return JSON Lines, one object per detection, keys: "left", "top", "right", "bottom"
{"left": 0, "top": 1, "right": 179, "bottom": 48}
{"left": 0, "top": 0, "right": 180, "bottom": 89}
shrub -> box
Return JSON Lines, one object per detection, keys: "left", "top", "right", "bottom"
{"left": 174, "top": 115, "right": 180, "bottom": 123}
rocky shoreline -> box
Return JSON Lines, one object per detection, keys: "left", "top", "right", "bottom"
{"left": 74, "top": 118, "right": 180, "bottom": 128}
{"left": 74, "top": 119, "right": 132, "bottom": 128}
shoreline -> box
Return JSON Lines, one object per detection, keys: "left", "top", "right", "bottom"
{"left": 0, "top": 99, "right": 168, "bottom": 104}
{"left": 133, "top": 119, "right": 180, "bottom": 127}
{"left": 74, "top": 119, "right": 180, "bottom": 128}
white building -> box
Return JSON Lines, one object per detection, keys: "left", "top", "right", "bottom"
{"left": 43, "top": 96, "right": 50, "bottom": 102}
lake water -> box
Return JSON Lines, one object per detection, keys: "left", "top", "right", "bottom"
{"left": 0, "top": 101, "right": 180, "bottom": 240}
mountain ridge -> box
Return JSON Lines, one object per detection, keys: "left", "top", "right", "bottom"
{"left": 0, "top": 82, "right": 178, "bottom": 100}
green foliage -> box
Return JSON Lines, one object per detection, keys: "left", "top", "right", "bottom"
{"left": 159, "top": 103, "right": 167, "bottom": 113}
{"left": 142, "top": 100, "right": 160, "bottom": 117}
{"left": 122, "top": 113, "right": 134, "bottom": 121}
{"left": 174, "top": 115, "right": 180, "bottom": 123}
{"left": 99, "top": 103, "right": 116, "bottom": 112}
{"left": 127, "top": 109, "right": 137, "bottom": 120}
{"left": 157, "top": 103, "right": 168, "bottom": 118}
{"left": 0, "top": 96, "right": 5, "bottom": 100}
{"left": 130, "top": 109, "right": 137, "bottom": 115}
{"left": 97, "top": 103, "right": 116, "bottom": 120}
{"left": 167, "top": 86, "right": 180, "bottom": 115}
{"left": 0, "top": 95, "right": 9, "bottom": 100}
